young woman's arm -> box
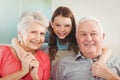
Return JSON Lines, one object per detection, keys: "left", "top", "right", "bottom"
{"left": 99, "top": 47, "right": 112, "bottom": 63}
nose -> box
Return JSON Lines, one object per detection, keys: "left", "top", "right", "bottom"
{"left": 60, "top": 26, "right": 65, "bottom": 32}
{"left": 36, "top": 34, "right": 44, "bottom": 42}
{"left": 86, "top": 34, "right": 92, "bottom": 41}
{"left": 35, "top": 34, "right": 41, "bottom": 40}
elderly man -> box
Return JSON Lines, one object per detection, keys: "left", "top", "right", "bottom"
{"left": 52, "top": 16, "right": 120, "bottom": 80}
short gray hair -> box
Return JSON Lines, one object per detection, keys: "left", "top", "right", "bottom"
{"left": 77, "top": 16, "right": 104, "bottom": 34}
{"left": 17, "top": 11, "right": 49, "bottom": 33}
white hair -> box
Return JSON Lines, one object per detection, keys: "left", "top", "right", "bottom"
{"left": 77, "top": 16, "right": 104, "bottom": 35}
{"left": 17, "top": 11, "right": 49, "bottom": 41}
{"left": 17, "top": 11, "right": 49, "bottom": 33}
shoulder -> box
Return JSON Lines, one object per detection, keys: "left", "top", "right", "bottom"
{"left": 108, "top": 55, "right": 120, "bottom": 62}
{"left": 36, "top": 50, "right": 50, "bottom": 70}
{"left": 36, "top": 50, "right": 50, "bottom": 62}
{"left": 107, "top": 55, "right": 120, "bottom": 66}
{"left": 0, "top": 44, "right": 10, "bottom": 50}
{"left": 0, "top": 44, "right": 11, "bottom": 54}
{"left": 0, "top": 44, "right": 12, "bottom": 59}
{"left": 37, "top": 50, "right": 49, "bottom": 57}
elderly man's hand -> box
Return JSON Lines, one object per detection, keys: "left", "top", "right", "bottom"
{"left": 91, "top": 61, "right": 120, "bottom": 80}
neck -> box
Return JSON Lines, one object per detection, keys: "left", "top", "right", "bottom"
{"left": 81, "top": 50, "right": 102, "bottom": 59}
{"left": 20, "top": 42, "right": 37, "bottom": 55}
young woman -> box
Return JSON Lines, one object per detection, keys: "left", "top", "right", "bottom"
{"left": 0, "top": 11, "right": 50, "bottom": 80}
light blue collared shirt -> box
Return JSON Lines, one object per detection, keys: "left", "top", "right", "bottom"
{"left": 52, "top": 52, "right": 120, "bottom": 80}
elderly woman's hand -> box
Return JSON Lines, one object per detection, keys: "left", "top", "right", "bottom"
{"left": 21, "top": 53, "right": 33, "bottom": 74}
{"left": 30, "top": 60, "right": 39, "bottom": 80}
{"left": 11, "top": 37, "right": 39, "bottom": 69}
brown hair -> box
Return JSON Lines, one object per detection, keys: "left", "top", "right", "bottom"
{"left": 49, "top": 6, "right": 79, "bottom": 61}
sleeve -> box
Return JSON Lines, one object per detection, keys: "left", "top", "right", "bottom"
{"left": 108, "top": 56, "right": 120, "bottom": 77}
{"left": 115, "top": 57, "right": 120, "bottom": 76}
{"left": 0, "top": 45, "right": 5, "bottom": 76}
{"left": 0, "top": 47, "right": 2, "bottom": 76}
{"left": 0, "top": 45, "right": 9, "bottom": 77}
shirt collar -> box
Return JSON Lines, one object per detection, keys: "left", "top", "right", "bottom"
{"left": 75, "top": 51, "right": 102, "bottom": 62}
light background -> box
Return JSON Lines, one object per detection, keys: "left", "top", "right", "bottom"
{"left": 0, "top": 0, "right": 120, "bottom": 55}
{"left": 52, "top": 0, "right": 120, "bottom": 55}
{"left": 0, "top": 0, "right": 51, "bottom": 44}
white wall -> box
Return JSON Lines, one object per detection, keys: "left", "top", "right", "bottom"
{"left": 0, "top": 0, "right": 19, "bottom": 44}
{"left": 52, "top": 0, "right": 120, "bottom": 55}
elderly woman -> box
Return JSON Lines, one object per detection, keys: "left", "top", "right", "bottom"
{"left": 0, "top": 11, "right": 50, "bottom": 80}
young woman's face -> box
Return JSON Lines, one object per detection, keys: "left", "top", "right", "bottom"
{"left": 19, "top": 22, "right": 46, "bottom": 52}
{"left": 51, "top": 15, "right": 72, "bottom": 39}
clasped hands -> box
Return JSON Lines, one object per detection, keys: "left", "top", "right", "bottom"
{"left": 11, "top": 37, "right": 39, "bottom": 74}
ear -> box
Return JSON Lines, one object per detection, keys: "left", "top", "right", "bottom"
{"left": 18, "top": 32, "right": 23, "bottom": 41}
{"left": 76, "top": 33, "right": 79, "bottom": 44}
{"left": 102, "top": 33, "right": 105, "bottom": 40}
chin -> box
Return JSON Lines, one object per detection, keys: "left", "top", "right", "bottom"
{"left": 85, "top": 50, "right": 95, "bottom": 54}
{"left": 31, "top": 46, "right": 40, "bottom": 50}
{"left": 59, "top": 36, "right": 66, "bottom": 39}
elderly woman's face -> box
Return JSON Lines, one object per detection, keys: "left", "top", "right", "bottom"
{"left": 19, "top": 22, "right": 46, "bottom": 52}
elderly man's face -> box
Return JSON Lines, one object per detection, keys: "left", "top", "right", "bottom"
{"left": 76, "top": 20, "right": 105, "bottom": 59}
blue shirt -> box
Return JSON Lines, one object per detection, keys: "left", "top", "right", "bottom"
{"left": 56, "top": 38, "right": 68, "bottom": 50}
{"left": 45, "top": 31, "right": 69, "bottom": 50}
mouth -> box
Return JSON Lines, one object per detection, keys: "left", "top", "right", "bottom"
{"left": 31, "top": 41, "right": 41, "bottom": 46}
{"left": 58, "top": 32, "right": 67, "bottom": 37}
{"left": 84, "top": 42, "right": 95, "bottom": 47}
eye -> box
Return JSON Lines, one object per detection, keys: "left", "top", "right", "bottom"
{"left": 55, "top": 24, "right": 60, "bottom": 27}
{"left": 65, "top": 24, "right": 71, "bottom": 27}
{"left": 79, "top": 33, "right": 87, "bottom": 37}
{"left": 31, "top": 31, "right": 36, "bottom": 34}
{"left": 40, "top": 32, "right": 45, "bottom": 36}
{"left": 81, "top": 33, "right": 86, "bottom": 36}
{"left": 91, "top": 32, "right": 98, "bottom": 36}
